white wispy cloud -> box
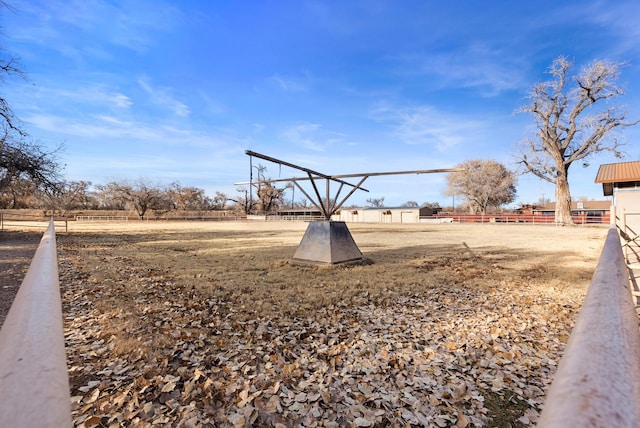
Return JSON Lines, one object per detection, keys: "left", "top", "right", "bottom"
{"left": 198, "top": 92, "right": 226, "bottom": 116}
{"left": 579, "top": 1, "right": 640, "bottom": 57}
{"left": 391, "top": 45, "right": 528, "bottom": 97}
{"left": 23, "top": 112, "right": 238, "bottom": 150}
{"left": 370, "top": 102, "right": 486, "bottom": 151}
{"left": 282, "top": 122, "right": 321, "bottom": 150}
{"left": 12, "top": 0, "right": 183, "bottom": 54}
{"left": 269, "top": 74, "right": 308, "bottom": 92}
{"left": 111, "top": 93, "right": 132, "bottom": 108}
{"left": 281, "top": 122, "right": 347, "bottom": 152}
{"left": 11, "top": 79, "right": 132, "bottom": 112}
{"left": 138, "top": 78, "right": 191, "bottom": 117}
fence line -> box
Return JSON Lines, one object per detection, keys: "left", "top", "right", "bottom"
{"left": 434, "top": 213, "right": 610, "bottom": 225}
{"left": 537, "top": 227, "right": 640, "bottom": 427}
{"left": 0, "top": 212, "right": 68, "bottom": 232}
{"left": 75, "top": 214, "right": 129, "bottom": 221}
{"left": 0, "top": 220, "right": 72, "bottom": 427}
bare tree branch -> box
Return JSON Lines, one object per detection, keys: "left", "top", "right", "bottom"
{"left": 516, "top": 56, "right": 638, "bottom": 224}
{"left": 445, "top": 160, "right": 517, "bottom": 214}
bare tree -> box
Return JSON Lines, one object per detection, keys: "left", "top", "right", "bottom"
{"left": 126, "top": 181, "right": 163, "bottom": 219}
{"left": 36, "top": 180, "right": 92, "bottom": 216}
{"left": 401, "top": 201, "right": 419, "bottom": 207}
{"left": 0, "top": 48, "right": 25, "bottom": 136}
{"left": 421, "top": 201, "right": 441, "bottom": 209}
{"left": 210, "top": 191, "right": 228, "bottom": 210}
{"left": 251, "top": 165, "right": 288, "bottom": 214}
{"left": 445, "top": 159, "right": 516, "bottom": 214}
{"left": 0, "top": 3, "right": 62, "bottom": 197}
{"left": 366, "top": 197, "right": 385, "bottom": 208}
{"left": 0, "top": 132, "right": 62, "bottom": 194}
{"left": 93, "top": 182, "right": 127, "bottom": 210}
{"left": 166, "top": 182, "right": 212, "bottom": 211}
{"left": 101, "top": 179, "right": 163, "bottom": 219}
{"left": 517, "top": 56, "right": 639, "bottom": 225}
{"left": 230, "top": 187, "right": 253, "bottom": 215}
{"left": 256, "top": 182, "right": 287, "bottom": 214}
{"left": 0, "top": 176, "right": 35, "bottom": 208}
{"left": 296, "top": 198, "right": 310, "bottom": 209}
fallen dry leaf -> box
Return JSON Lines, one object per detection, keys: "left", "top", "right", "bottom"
{"left": 58, "top": 222, "right": 605, "bottom": 427}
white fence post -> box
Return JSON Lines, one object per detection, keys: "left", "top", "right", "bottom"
{"left": 537, "top": 227, "right": 640, "bottom": 427}
{"left": 0, "top": 220, "right": 72, "bottom": 427}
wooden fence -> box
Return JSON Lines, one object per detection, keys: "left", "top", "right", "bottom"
{"left": 537, "top": 227, "right": 640, "bottom": 427}
{"left": 0, "top": 220, "right": 72, "bottom": 427}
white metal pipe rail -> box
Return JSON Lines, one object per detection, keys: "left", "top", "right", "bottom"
{"left": 537, "top": 227, "right": 640, "bottom": 427}
{"left": 0, "top": 220, "right": 72, "bottom": 427}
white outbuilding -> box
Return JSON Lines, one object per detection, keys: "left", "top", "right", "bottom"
{"left": 333, "top": 206, "right": 441, "bottom": 223}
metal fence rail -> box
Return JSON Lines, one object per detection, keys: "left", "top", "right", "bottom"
{"left": 1, "top": 212, "right": 69, "bottom": 232}
{"left": 537, "top": 227, "right": 640, "bottom": 427}
{"left": 0, "top": 220, "right": 72, "bottom": 427}
{"left": 434, "top": 213, "right": 610, "bottom": 224}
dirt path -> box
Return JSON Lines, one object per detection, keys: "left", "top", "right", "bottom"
{"left": 0, "top": 231, "right": 42, "bottom": 326}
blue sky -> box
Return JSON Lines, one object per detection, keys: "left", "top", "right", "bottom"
{"left": 3, "top": 0, "right": 640, "bottom": 207}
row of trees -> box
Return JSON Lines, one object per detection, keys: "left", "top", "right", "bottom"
{"left": 1, "top": 1, "right": 637, "bottom": 226}
{"left": 4, "top": 175, "right": 444, "bottom": 219}
{"left": 1, "top": 180, "right": 230, "bottom": 219}
{"left": 0, "top": 157, "right": 537, "bottom": 217}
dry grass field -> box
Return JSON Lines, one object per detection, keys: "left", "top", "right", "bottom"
{"left": 18, "top": 221, "right": 612, "bottom": 427}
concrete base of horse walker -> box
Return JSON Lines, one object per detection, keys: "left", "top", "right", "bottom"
{"left": 289, "top": 221, "right": 363, "bottom": 266}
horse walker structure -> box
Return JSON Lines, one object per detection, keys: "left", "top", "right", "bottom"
{"left": 239, "top": 150, "right": 462, "bottom": 265}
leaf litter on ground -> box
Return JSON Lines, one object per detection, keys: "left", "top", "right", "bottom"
{"left": 57, "top": 223, "right": 606, "bottom": 427}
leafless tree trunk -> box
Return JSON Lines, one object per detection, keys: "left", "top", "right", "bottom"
{"left": 517, "top": 57, "right": 639, "bottom": 225}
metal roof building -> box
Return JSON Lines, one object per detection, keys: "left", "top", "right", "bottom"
{"left": 595, "top": 161, "right": 640, "bottom": 257}
{"left": 534, "top": 200, "right": 611, "bottom": 214}
{"left": 595, "top": 160, "right": 640, "bottom": 196}
{"left": 334, "top": 206, "right": 441, "bottom": 223}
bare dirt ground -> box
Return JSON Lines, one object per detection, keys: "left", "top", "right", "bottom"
{"left": 0, "top": 230, "right": 42, "bottom": 325}
{"left": 2, "top": 221, "right": 609, "bottom": 427}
